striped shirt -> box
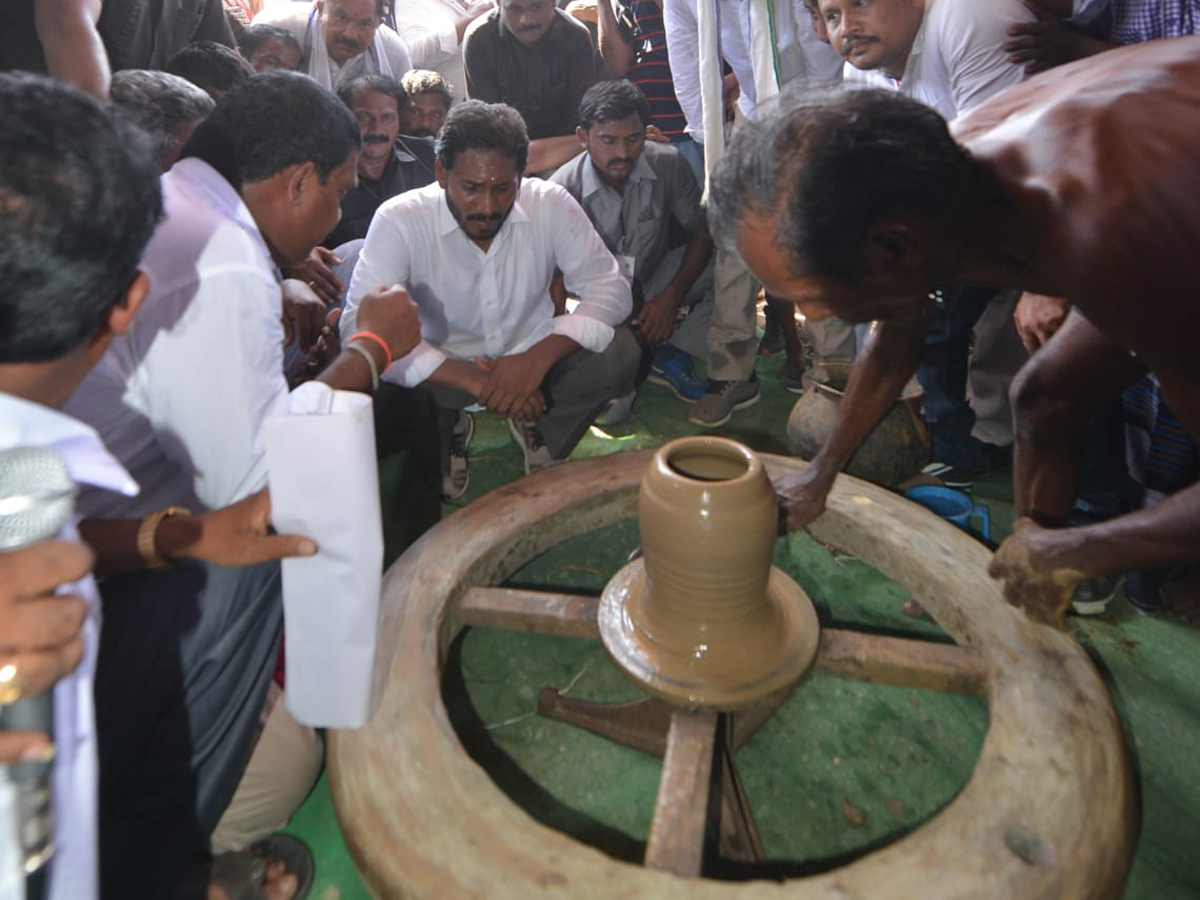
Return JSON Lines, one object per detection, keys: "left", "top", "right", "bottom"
{"left": 628, "top": 0, "right": 689, "bottom": 140}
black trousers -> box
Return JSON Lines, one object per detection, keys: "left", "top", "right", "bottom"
{"left": 95, "top": 560, "right": 283, "bottom": 899}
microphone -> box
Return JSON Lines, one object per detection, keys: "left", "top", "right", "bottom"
{"left": 0, "top": 447, "right": 77, "bottom": 900}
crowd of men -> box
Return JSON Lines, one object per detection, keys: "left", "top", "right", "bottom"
{"left": 2, "top": 0, "right": 1198, "bottom": 897}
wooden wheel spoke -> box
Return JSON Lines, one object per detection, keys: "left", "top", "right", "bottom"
{"left": 456, "top": 586, "right": 600, "bottom": 638}
{"left": 814, "top": 628, "right": 986, "bottom": 695}
{"left": 645, "top": 709, "right": 720, "bottom": 877}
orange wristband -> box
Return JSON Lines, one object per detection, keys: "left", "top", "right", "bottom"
{"left": 347, "top": 331, "right": 392, "bottom": 369}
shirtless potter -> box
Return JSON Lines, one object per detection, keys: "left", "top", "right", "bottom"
{"left": 707, "top": 37, "right": 1200, "bottom": 624}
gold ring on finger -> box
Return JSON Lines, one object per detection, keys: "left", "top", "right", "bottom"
{"left": 0, "top": 661, "right": 23, "bottom": 705}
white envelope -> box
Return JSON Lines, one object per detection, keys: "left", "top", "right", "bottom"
{"left": 262, "top": 383, "right": 382, "bottom": 728}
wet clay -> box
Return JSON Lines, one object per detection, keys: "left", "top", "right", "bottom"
{"left": 598, "top": 436, "right": 820, "bottom": 710}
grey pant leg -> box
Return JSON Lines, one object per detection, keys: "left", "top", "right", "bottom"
{"left": 967, "top": 288, "right": 1026, "bottom": 445}
{"left": 805, "top": 316, "right": 857, "bottom": 363}
{"left": 640, "top": 247, "right": 713, "bottom": 362}
{"left": 330, "top": 238, "right": 364, "bottom": 291}
{"left": 705, "top": 249, "right": 760, "bottom": 382}
{"left": 96, "top": 560, "right": 283, "bottom": 899}
{"left": 666, "top": 256, "right": 715, "bottom": 362}
{"left": 283, "top": 238, "right": 364, "bottom": 383}
{"left": 538, "top": 326, "right": 642, "bottom": 458}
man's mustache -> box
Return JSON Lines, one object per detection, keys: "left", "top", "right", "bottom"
{"left": 467, "top": 214, "right": 503, "bottom": 223}
{"left": 363, "top": 134, "right": 392, "bottom": 144}
{"left": 841, "top": 36, "right": 878, "bottom": 58}
{"left": 607, "top": 159, "right": 634, "bottom": 168}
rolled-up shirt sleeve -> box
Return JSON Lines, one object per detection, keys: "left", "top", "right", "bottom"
{"left": 546, "top": 185, "right": 632, "bottom": 350}
{"left": 343, "top": 210, "right": 447, "bottom": 388}
{"left": 398, "top": 20, "right": 459, "bottom": 71}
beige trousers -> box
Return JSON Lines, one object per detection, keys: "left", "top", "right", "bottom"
{"left": 210, "top": 683, "right": 324, "bottom": 854}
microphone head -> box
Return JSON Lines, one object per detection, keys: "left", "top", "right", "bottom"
{"left": 0, "top": 447, "right": 75, "bottom": 550}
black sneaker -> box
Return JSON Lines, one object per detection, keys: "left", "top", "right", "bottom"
{"left": 507, "top": 418, "right": 558, "bottom": 474}
{"left": 757, "top": 313, "right": 785, "bottom": 355}
{"left": 922, "top": 440, "right": 1012, "bottom": 489}
{"left": 1070, "top": 574, "right": 1122, "bottom": 616}
{"left": 441, "top": 411, "right": 474, "bottom": 500}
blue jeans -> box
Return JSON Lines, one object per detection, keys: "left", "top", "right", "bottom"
{"left": 917, "top": 285, "right": 997, "bottom": 465}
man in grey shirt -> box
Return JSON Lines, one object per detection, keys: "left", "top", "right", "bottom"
{"left": 551, "top": 79, "right": 713, "bottom": 409}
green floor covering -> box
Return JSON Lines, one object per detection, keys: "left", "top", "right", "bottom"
{"left": 283, "top": 351, "right": 1200, "bottom": 900}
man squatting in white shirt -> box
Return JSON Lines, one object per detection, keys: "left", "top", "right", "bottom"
{"left": 341, "top": 99, "right": 640, "bottom": 493}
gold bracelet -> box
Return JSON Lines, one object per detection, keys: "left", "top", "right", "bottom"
{"left": 136, "top": 505, "right": 192, "bottom": 569}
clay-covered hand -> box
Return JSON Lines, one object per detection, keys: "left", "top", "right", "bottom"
{"left": 632, "top": 289, "right": 681, "bottom": 346}
{"left": 282, "top": 246, "right": 345, "bottom": 306}
{"left": 184, "top": 489, "right": 317, "bottom": 568}
{"left": 774, "top": 464, "right": 837, "bottom": 533}
{"left": 281, "top": 279, "right": 329, "bottom": 352}
{"left": 0, "top": 538, "right": 94, "bottom": 764}
{"left": 476, "top": 354, "right": 547, "bottom": 421}
{"left": 1013, "top": 292, "right": 1071, "bottom": 354}
{"left": 354, "top": 285, "right": 422, "bottom": 363}
{"left": 988, "top": 517, "right": 1086, "bottom": 628}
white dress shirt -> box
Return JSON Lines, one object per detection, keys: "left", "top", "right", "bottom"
{"left": 393, "top": 0, "right": 477, "bottom": 96}
{"left": 341, "top": 178, "right": 631, "bottom": 388}
{"left": 253, "top": 1, "right": 413, "bottom": 88}
{"left": 663, "top": 0, "right": 842, "bottom": 142}
{"left": 64, "top": 158, "right": 290, "bottom": 518}
{"left": 0, "top": 393, "right": 139, "bottom": 900}
{"left": 841, "top": 0, "right": 1031, "bottom": 120}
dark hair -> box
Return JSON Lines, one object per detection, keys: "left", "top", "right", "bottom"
{"left": 435, "top": 100, "right": 528, "bottom": 172}
{"left": 180, "top": 70, "right": 361, "bottom": 190}
{"left": 400, "top": 69, "right": 454, "bottom": 108}
{"left": 0, "top": 74, "right": 162, "bottom": 363}
{"left": 164, "top": 40, "right": 256, "bottom": 97}
{"left": 709, "top": 88, "right": 976, "bottom": 282}
{"left": 236, "top": 23, "right": 302, "bottom": 58}
{"left": 112, "top": 69, "right": 216, "bottom": 170}
{"left": 578, "top": 79, "right": 651, "bottom": 130}
{"left": 324, "top": 0, "right": 390, "bottom": 21}
{"left": 337, "top": 73, "right": 405, "bottom": 110}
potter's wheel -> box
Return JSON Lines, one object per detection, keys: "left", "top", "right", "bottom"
{"left": 329, "top": 449, "right": 1135, "bottom": 900}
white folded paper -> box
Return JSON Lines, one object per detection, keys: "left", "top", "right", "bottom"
{"left": 262, "top": 383, "right": 382, "bottom": 728}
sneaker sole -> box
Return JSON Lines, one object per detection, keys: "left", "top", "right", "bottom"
{"left": 442, "top": 413, "right": 475, "bottom": 501}
{"left": 1069, "top": 598, "right": 1111, "bottom": 616}
{"left": 647, "top": 372, "right": 704, "bottom": 403}
{"left": 921, "top": 462, "right": 973, "bottom": 489}
{"left": 687, "top": 390, "right": 760, "bottom": 428}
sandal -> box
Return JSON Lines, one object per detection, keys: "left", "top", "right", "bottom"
{"left": 209, "top": 833, "right": 314, "bottom": 900}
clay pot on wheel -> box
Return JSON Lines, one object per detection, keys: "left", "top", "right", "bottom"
{"left": 786, "top": 362, "right": 930, "bottom": 486}
{"left": 598, "top": 436, "right": 819, "bottom": 710}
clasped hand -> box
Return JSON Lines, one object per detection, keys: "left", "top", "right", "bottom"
{"left": 474, "top": 353, "right": 547, "bottom": 421}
